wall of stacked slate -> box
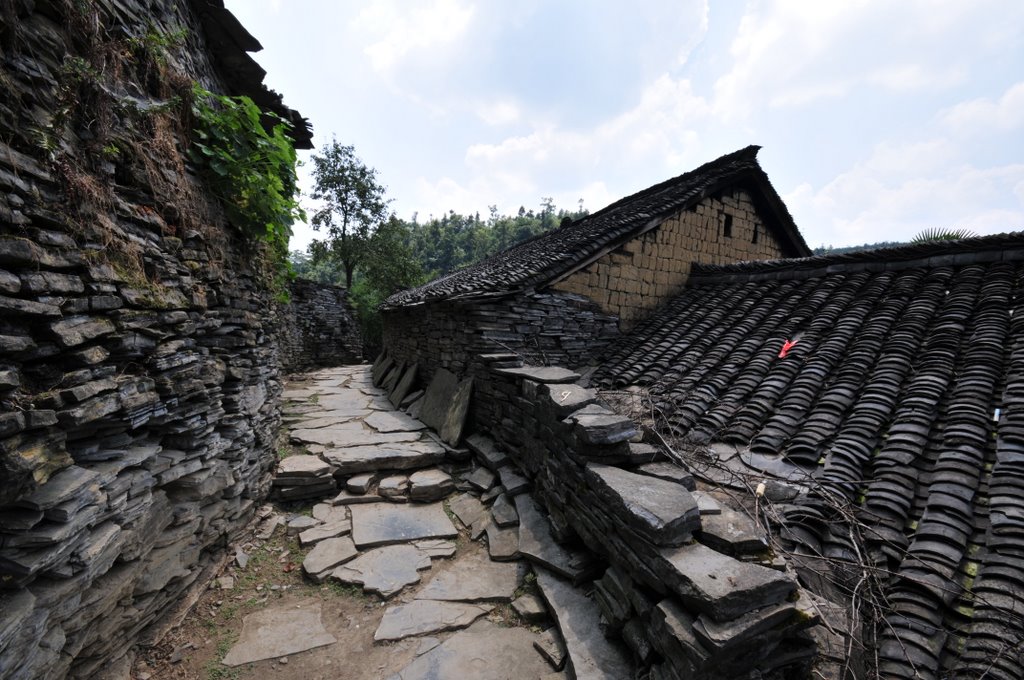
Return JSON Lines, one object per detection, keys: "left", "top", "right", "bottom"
{"left": 381, "top": 289, "right": 620, "bottom": 378}
{"left": 0, "top": 2, "right": 293, "bottom": 677}
{"left": 472, "top": 363, "right": 821, "bottom": 679}
{"left": 277, "top": 278, "right": 362, "bottom": 372}
{"left": 553, "top": 189, "right": 785, "bottom": 325}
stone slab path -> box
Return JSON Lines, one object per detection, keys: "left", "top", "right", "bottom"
{"left": 149, "top": 364, "right": 634, "bottom": 680}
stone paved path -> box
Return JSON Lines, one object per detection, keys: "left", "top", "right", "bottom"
{"left": 203, "top": 364, "right": 599, "bottom": 679}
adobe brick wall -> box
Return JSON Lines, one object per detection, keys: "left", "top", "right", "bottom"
{"left": 552, "top": 189, "right": 784, "bottom": 325}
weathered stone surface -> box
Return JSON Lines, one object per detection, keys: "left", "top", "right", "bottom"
{"left": 346, "top": 472, "right": 379, "bottom": 494}
{"left": 416, "top": 553, "right": 524, "bottom": 602}
{"left": 322, "top": 442, "right": 445, "bottom": 474}
{"left": 696, "top": 507, "right": 768, "bottom": 556}
{"left": 332, "top": 544, "right": 433, "bottom": 598}
{"left": 465, "top": 434, "right": 508, "bottom": 470}
{"left": 302, "top": 536, "right": 358, "bottom": 581}
{"left": 544, "top": 383, "right": 597, "bottom": 417}
{"left": 516, "top": 495, "right": 598, "bottom": 583}
{"left": 331, "top": 489, "right": 383, "bottom": 505}
{"left": 659, "top": 542, "right": 796, "bottom": 622}
{"left": 486, "top": 521, "right": 521, "bottom": 561}
{"left": 569, "top": 409, "right": 638, "bottom": 446}
{"left": 412, "top": 539, "right": 457, "bottom": 558}
{"left": 49, "top": 316, "right": 115, "bottom": 347}
{"left": 388, "top": 363, "right": 419, "bottom": 408}
{"left": 408, "top": 468, "right": 454, "bottom": 502}
{"left": 586, "top": 463, "right": 700, "bottom": 547}
{"left": 465, "top": 466, "right": 496, "bottom": 493}
{"left": 534, "top": 627, "right": 568, "bottom": 670}
{"left": 499, "top": 466, "right": 530, "bottom": 495}
{"left": 495, "top": 366, "right": 582, "bottom": 383}
{"left": 448, "top": 493, "right": 487, "bottom": 528}
{"left": 277, "top": 455, "right": 333, "bottom": 478}
{"left": 378, "top": 474, "right": 410, "bottom": 501}
{"left": 690, "top": 491, "right": 722, "bottom": 515}
{"left": 221, "top": 602, "right": 336, "bottom": 666}
{"left": 17, "top": 465, "right": 97, "bottom": 510}
{"left": 635, "top": 462, "right": 696, "bottom": 491}
{"left": 535, "top": 568, "right": 633, "bottom": 679}
{"left": 298, "top": 519, "right": 352, "bottom": 547}
{"left": 419, "top": 368, "right": 473, "bottom": 446}
{"left": 393, "top": 620, "right": 551, "bottom": 680}
{"left": 365, "top": 410, "right": 428, "bottom": 433}
{"left": 291, "top": 423, "right": 421, "bottom": 447}
{"left": 375, "top": 600, "right": 493, "bottom": 641}
{"left": 491, "top": 494, "right": 519, "bottom": 527}
{"left": 286, "top": 515, "right": 320, "bottom": 536}
{"left": 350, "top": 502, "right": 458, "bottom": 548}
{"left": 512, "top": 592, "right": 548, "bottom": 623}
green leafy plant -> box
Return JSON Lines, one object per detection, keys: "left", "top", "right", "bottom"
{"left": 189, "top": 83, "right": 305, "bottom": 254}
{"left": 910, "top": 227, "right": 978, "bottom": 243}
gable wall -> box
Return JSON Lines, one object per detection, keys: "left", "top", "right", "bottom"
{"left": 551, "top": 188, "right": 783, "bottom": 325}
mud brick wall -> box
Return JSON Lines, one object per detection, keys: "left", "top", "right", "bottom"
{"left": 553, "top": 189, "right": 784, "bottom": 325}
{"left": 472, "top": 365, "right": 820, "bottom": 679}
{"left": 278, "top": 278, "right": 362, "bottom": 372}
{"left": 382, "top": 290, "right": 620, "bottom": 378}
{"left": 0, "top": 1, "right": 302, "bottom": 677}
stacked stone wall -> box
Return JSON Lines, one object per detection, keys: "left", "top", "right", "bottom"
{"left": 0, "top": 2, "right": 299, "bottom": 677}
{"left": 470, "top": 364, "right": 820, "bottom": 678}
{"left": 553, "top": 188, "right": 784, "bottom": 325}
{"left": 278, "top": 278, "right": 362, "bottom": 372}
{"left": 381, "top": 290, "right": 620, "bottom": 379}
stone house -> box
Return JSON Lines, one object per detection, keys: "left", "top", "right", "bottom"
{"left": 381, "top": 145, "right": 812, "bottom": 378}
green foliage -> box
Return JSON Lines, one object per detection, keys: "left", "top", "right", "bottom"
{"left": 309, "top": 140, "right": 390, "bottom": 288}
{"left": 126, "top": 24, "right": 188, "bottom": 68}
{"left": 189, "top": 83, "right": 304, "bottom": 255}
{"left": 910, "top": 227, "right": 978, "bottom": 243}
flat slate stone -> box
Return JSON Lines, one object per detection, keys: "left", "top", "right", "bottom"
{"left": 516, "top": 495, "right": 597, "bottom": 583}
{"left": 512, "top": 592, "right": 548, "bottom": 623}
{"left": 409, "top": 468, "right": 454, "bottom": 502}
{"left": 419, "top": 369, "right": 474, "bottom": 446}
{"left": 375, "top": 600, "right": 493, "bottom": 641}
{"left": 323, "top": 442, "right": 445, "bottom": 475}
{"left": 332, "top": 544, "right": 433, "bottom": 598}
{"left": 499, "top": 467, "right": 530, "bottom": 495}
{"left": 393, "top": 620, "right": 551, "bottom": 680}
{"left": 635, "top": 462, "right": 696, "bottom": 491}
{"left": 535, "top": 568, "right": 633, "bottom": 679}
{"left": 302, "top": 536, "right": 358, "bottom": 581}
{"left": 491, "top": 494, "right": 519, "bottom": 527}
{"left": 416, "top": 553, "right": 524, "bottom": 602}
{"left": 299, "top": 519, "right": 352, "bottom": 547}
{"left": 697, "top": 507, "right": 768, "bottom": 556}
{"left": 366, "top": 411, "right": 428, "bottom": 433}
{"left": 221, "top": 601, "right": 336, "bottom": 666}
{"left": 534, "top": 628, "right": 568, "bottom": 670}
{"left": 658, "top": 542, "right": 796, "bottom": 622}
{"left": 389, "top": 363, "right": 419, "bottom": 408}
{"left": 379, "top": 475, "right": 410, "bottom": 501}
{"left": 331, "top": 489, "right": 383, "bottom": 505}
{"left": 292, "top": 424, "right": 421, "bottom": 448}
{"left": 346, "top": 472, "right": 379, "bottom": 494}
{"left": 350, "top": 502, "right": 458, "bottom": 548}
{"left": 486, "top": 521, "right": 521, "bottom": 561}
{"left": 495, "top": 366, "right": 582, "bottom": 383}
{"left": 413, "top": 539, "right": 457, "bottom": 558}
{"left": 465, "top": 467, "right": 496, "bottom": 493}
{"left": 465, "top": 434, "right": 508, "bottom": 470}
{"left": 690, "top": 491, "right": 722, "bottom": 515}
{"left": 544, "top": 383, "right": 597, "bottom": 417}
{"left": 586, "top": 463, "right": 700, "bottom": 547}
{"left": 448, "top": 493, "right": 487, "bottom": 528}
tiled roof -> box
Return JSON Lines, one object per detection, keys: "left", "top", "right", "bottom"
{"left": 383, "top": 146, "right": 809, "bottom": 309}
{"left": 593, "top": 232, "right": 1024, "bottom": 678}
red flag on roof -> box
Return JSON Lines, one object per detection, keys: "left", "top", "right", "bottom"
{"left": 779, "top": 339, "right": 798, "bottom": 358}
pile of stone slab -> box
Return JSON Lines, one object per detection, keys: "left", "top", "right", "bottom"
{"left": 472, "top": 364, "right": 822, "bottom": 679}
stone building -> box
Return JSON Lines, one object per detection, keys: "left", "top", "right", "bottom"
{"left": 382, "top": 145, "right": 811, "bottom": 377}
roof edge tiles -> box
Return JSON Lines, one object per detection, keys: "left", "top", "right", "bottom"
{"left": 383, "top": 145, "right": 808, "bottom": 310}
{"left": 688, "top": 231, "right": 1024, "bottom": 284}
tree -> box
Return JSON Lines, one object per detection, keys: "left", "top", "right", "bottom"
{"left": 309, "top": 140, "right": 390, "bottom": 288}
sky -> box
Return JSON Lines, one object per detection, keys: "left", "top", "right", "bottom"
{"left": 224, "top": 0, "right": 1024, "bottom": 253}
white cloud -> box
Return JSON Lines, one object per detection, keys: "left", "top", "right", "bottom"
{"left": 940, "top": 81, "right": 1024, "bottom": 134}
{"left": 474, "top": 99, "right": 521, "bottom": 126}
{"left": 785, "top": 141, "right": 1024, "bottom": 246}
{"left": 353, "top": 0, "right": 476, "bottom": 72}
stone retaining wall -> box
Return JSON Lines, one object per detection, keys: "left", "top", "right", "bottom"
{"left": 472, "top": 361, "right": 821, "bottom": 678}
{"left": 381, "top": 290, "right": 619, "bottom": 380}
{"left": 278, "top": 278, "right": 362, "bottom": 372}
{"left": 0, "top": 1, "right": 302, "bottom": 677}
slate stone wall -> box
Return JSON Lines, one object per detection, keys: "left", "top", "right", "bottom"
{"left": 278, "top": 278, "right": 362, "bottom": 372}
{"left": 553, "top": 189, "right": 784, "bottom": 326}
{"left": 381, "top": 289, "right": 620, "bottom": 378}
{"left": 0, "top": 2, "right": 297, "bottom": 677}
{"left": 472, "top": 363, "right": 820, "bottom": 679}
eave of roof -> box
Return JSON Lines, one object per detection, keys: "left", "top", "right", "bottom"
{"left": 383, "top": 145, "right": 809, "bottom": 310}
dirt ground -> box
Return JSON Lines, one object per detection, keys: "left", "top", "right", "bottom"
{"left": 133, "top": 500, "right": 540, "bottom": 680}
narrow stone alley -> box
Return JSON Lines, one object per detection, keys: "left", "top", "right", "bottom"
{"left": 134, "top": 364, "right": 631, "bottom": 680}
